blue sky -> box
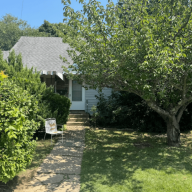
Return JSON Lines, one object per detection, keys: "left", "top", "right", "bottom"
{"left": 1, "top": 0, "right": 118, "bottom": 28}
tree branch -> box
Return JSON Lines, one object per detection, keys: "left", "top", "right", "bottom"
{"left": 176, "top": 100, "right": 192, "bottom": 122}
{"left": 147, "top": 101, "right": 170, "bottom": 118}
{"left": 170, "top": 96, "right": 192, "bottom": 115}
{"left": 173, "top": 7, "right": 192, "bottom": 41}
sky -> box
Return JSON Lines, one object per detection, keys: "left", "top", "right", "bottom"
{"left": 0, "top": 0, "right": 118, "bottom": 28}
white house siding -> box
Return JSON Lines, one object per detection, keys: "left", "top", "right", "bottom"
{"left": 85, "top": 87, "right": 112, "bottom": 114}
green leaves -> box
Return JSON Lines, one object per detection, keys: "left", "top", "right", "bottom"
{"left": 0, "top": 14, "right": 54, "bottom": 51}
{"left": 0, "top": 77, "right": 39, "bottom": 183}
{"left": 61, "top": 0, "right": 192, "bottom": 119}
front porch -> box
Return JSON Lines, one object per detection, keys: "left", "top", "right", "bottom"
{"left": 40, "top": 74, "right": 86, "bottom": 111}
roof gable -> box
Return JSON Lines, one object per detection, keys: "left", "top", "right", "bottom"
{"left": 3, "top": 36, "right": 73, "bottom": 73}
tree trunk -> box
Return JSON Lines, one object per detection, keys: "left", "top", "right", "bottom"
{"left": 166, "top": 115, "right": 180, "bottom": 146}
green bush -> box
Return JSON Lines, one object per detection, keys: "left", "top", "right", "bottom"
{"left": 42, "top": 89, "right": 71, "bottom": 125}
{"left": 0, "top": 50, "right": 48, "bottom": 125}
{"left": 179, "top": 103, "right": 192, "bottom": 132}
{"left": 94, "top": 91, "right": 192, "bottom": 133}
{"left": 0, "top": 79, "right": 39, "bottom": 183}
{"left": 94, "top": 91, "right": 166, "bottom": 133}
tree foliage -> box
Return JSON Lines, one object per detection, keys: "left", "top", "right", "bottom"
{"left": 38, "top": 20, "right": 68, "bottom": 37}
{"left": 62, "top": 0, "right": 192, "bottom": 146}
{"left": 0, "top": 14, "right": 48, "bottom": 51}
{"left": 0, "top": 14, "right": 69, "bottom": 51}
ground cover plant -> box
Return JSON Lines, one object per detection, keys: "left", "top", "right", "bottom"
{"left": 80, "top": 128, "right": 192, "bottom": 192}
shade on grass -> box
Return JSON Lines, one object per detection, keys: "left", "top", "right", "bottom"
{"left": 80, "top": 129, "right": 192, "bottom": 192}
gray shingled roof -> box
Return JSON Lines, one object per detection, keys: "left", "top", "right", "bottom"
{"left": 2, "top": 51, "right": 10, "bottom": 61}
{"left": 3, "top": 36, "right": 73, "bottom": 73}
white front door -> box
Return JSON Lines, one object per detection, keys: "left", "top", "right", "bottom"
{"left": 69, "top": 80, "right": 85, "bottom": 110}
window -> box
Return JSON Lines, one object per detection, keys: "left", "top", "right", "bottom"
{"left": 72, "top": 80, "right": 82, "bottom": 101}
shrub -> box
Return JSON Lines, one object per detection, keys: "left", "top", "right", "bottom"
{"left": 0, "top": 50, "right": 47, "bottom": 126}
{"left": 94, "top": 91, "right": 166, "bottom": 133}
{"left": 179, "top": 103, "right": 192, "bottom": 132}
{"left": 0, "top": 77, "right": 39, "bottom": 183}
{"left": 42, "top": 89, "right": 71, "bottom": 125}
{"left": 94, "top": 91, "right": 192, "bottom": 133}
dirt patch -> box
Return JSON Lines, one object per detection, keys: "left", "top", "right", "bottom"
{"left": 0, "top": 168, "right": 38, "bottom": 192}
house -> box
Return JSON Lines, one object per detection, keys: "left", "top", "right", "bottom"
{"left": 2, "top": 36, "right": 112, "bottom": 113}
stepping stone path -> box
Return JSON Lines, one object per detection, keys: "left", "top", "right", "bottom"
{"left": 14, "top": 126, "right": 85, "bottom": 192}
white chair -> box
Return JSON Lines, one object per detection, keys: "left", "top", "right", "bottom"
{"left": 44, "top": 118, "right": 63, "bottom": 143}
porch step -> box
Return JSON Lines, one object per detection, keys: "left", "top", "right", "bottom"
{"left": 67, "top": 111, "right": 90, "bottom": 127}
{"left": 68, "top": 114, "right": 89, "bottom": 118}
{"left": 66, "top": 122, "right": 89, "bottom": 126}
{"left": 67, "top": 118, "right": 87, "bottom": 122}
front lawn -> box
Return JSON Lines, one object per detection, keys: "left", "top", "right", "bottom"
{"left": 80, "top": 128, "right": 192, "bottom": 192}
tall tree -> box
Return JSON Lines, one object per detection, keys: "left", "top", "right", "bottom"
{"left": 0, "top": 14, "right": 25, "bottom": 51}
{"left": 62, "top": 0, "right": 192, "bottom": 146}
{"left": 0, "top": 14, "right": 48, "bottom": 51}
{"left": 38, "top": 20, "right": 68, "bottom": 37}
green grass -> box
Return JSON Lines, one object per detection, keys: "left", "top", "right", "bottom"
{"left": 80, "top": 128, "right": 192, "bottom": 192}
{"left": 26, "top": 137, "right": 58, "bottom": 169}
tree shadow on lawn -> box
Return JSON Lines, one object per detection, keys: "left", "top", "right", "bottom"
{"left": 80, "top": 129, "right": 192, "bottom": 192}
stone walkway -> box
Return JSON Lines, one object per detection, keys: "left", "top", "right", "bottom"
{"left": 14, "top": 126, "right": 85, "bottom": 192}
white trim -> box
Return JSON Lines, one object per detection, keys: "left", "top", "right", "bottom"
{"left": 39, "top": 70, "right": 63, "bottom": 80}
{"left": 69, "top": 79, "right": 85, "bottom": 110}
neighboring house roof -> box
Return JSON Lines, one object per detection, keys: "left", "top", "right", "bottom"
{"left": 2, "top": 36, "right": 73, "bottom": 73}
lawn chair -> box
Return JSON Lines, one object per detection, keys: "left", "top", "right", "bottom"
{"left": 44, "top": 118, "right": 63, "bottom": 143}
